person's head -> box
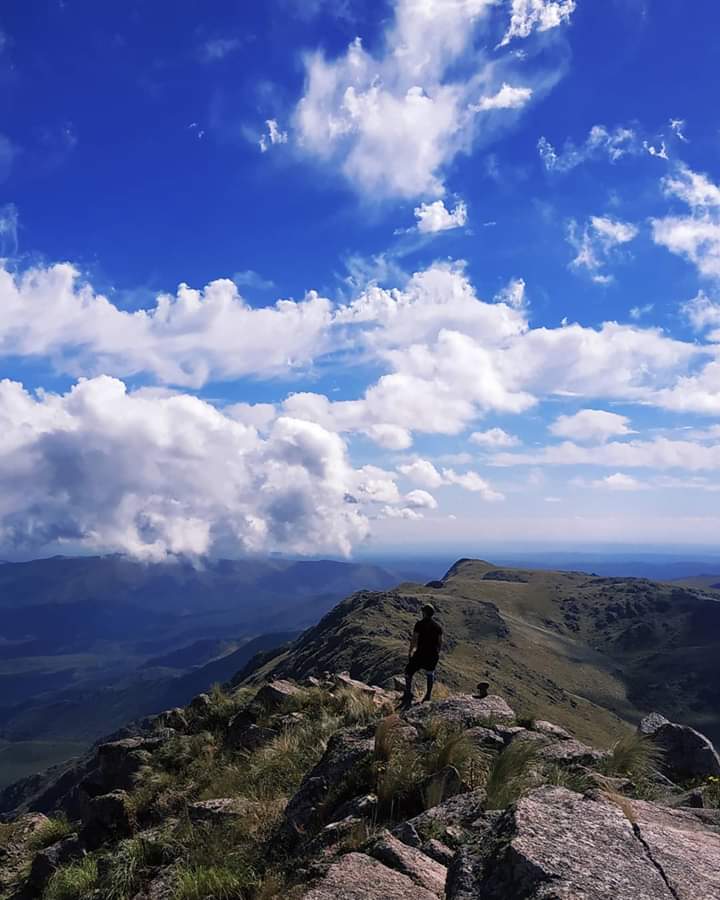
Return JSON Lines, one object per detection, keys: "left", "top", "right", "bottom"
{"left": 421, "top": 603, "right": 435, "bottom": 619}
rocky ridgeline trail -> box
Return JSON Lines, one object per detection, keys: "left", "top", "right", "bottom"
{"left": 1, "top": 674, "right": 720, "bottom": 900}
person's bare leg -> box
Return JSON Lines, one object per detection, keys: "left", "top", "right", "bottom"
{"left": 422, "top": 670, "right": 434, "bottom": 702}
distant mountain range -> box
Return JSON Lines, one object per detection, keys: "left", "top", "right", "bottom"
{"left": 0, "top": 554, "right": 406, "bottom": 788}
{"left": 4, "top": 552, "right": 720, "bottom": 797}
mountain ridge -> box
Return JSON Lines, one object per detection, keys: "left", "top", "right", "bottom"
{"left": 241, "top": 557, "right": 720, "bottom": 746}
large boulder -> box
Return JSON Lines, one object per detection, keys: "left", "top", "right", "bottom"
{"left": 394, "top": 788, "right": 487, "bottom": 848}
{"left": 446, "top": 786, "right": 720, "bottom": 900}
{"left": 283, "top": 725, "right": 375, "bottom": 838}
{"left": 27, "top": 834, "right": 84, "bottom": 890}
{"left": 81, "top": 789, "right": 134, "bottom": 846}
{"left": 643, "top": 718, "right": 720, "bottom": 780}
{"left": 631, "top": 799, "right": 720, "bottom": 897}
{"left": 95, "top": 738, "right": 158, "bottom": 790}
{"left": 370, "top": 831, "right": 447, "bottom": 896}
{"left": 0, "top": 813, "right": 51, "bottom": 894}
{"left": 300, "top": 852, "right": 439, "bottom": 899}
{"left": 333, "top": 672, "right": 396, "bottom": 704}
{"left": 536, "top": 736, "right": 607, "bottom": 767}
{"left": 402, "top": 695, "right": 515, "bottom": 732}
{"left": 226, "top": 720, "right": 277, "bottom": 752}
{"left": 253, "top": 679, "right": 303, "bottom": 712}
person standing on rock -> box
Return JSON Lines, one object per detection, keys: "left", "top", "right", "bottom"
{"left": 401, "top": 603, "right": 443, "bottom": 708}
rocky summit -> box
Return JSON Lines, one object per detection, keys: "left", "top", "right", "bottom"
{"left": 1, "top": 667, "right": 720, "bottom": 900}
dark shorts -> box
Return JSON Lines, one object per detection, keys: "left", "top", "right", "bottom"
{"left": 406, "top": 652, "right": 439, "bottom": 675}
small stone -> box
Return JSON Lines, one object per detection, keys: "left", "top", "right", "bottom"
{"left": 155, "top": 707, "right": 188, "bottom": 732}
{"left": 533, "top": 720, "right": 573, "bottom": 740}
{"left": 276, "top": 712, "right": 306, "bottom": 729}
{"left": 188, "top": 798, "right": 262, "bottom": 826}
{"left": 639, "top": 712, "right": 670, "bottom": 735}
{"left": 331, "top": 793, "right": 378, "bottom": 822}
{"left": 305, "top": 816, "right": 366, "bottom": 854}
{"left": 538, "top": 737, "right": 607, "bottom": 767}
{"left": 371, "top": 830, "right": 447, "bottom": 896}
{"left": 393, "top": 821, "right": 422, "bottom": 848}
{"left": 474, "top": 681, "right": 490, "bottom": 699}
{"left": 494, "top": 725, "right": 525, "bottom": 745}
{"left": 188, "top": 693, "right": 212, "bottom": 714}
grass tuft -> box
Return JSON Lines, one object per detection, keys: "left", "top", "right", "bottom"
{"left": 172, "top": 864, "right": 248, "bottom": 900}
{"left": 484, "top": 741, "right": 542, "bottom": 809}
{"left": 542, "top": 764, "right": 592, "bottom": 794}
{"left": 422, "top": 719, "right": 473, "bottom": 773}
{"left": 43, "top": 857, "right": 98, "bottom": 900}
{"left": 28, "top": 816, "right": 74, "bottom": 852}
{"left": 601, "top": 732, "right": 664, "bottom": 779}
{"left": 103, "top": 835, "right": 170, "bottom": 900}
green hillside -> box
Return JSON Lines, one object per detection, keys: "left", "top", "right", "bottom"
{"left": 245, "top": 558, "right": 720, "bottom": 748}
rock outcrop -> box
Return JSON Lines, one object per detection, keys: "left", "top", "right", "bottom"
{"left": 447, "top": 786, "right": 720, "bottom": 900}
{"left": 3, "top": 672, "right": 720, "bottom": 900}
{"left": 641, "top": 712, "right": 720, "bottom": 780}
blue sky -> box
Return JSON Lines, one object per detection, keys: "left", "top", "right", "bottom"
{"left": 0, "top": 0, "right": 719, "bottom": 560}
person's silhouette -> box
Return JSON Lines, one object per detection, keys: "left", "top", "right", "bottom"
{"left": 401, "top": 603, "right": 443, "bottom": 708}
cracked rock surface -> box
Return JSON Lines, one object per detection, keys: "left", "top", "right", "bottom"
{"left": 447, "top": 786, "right": 720, "bottom": 900}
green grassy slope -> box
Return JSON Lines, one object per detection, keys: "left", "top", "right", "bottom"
{"left": 245, "top": 559, "right": 720, "bottom": 748}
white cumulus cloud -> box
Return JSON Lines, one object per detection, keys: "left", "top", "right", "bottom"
{"left": 474, "top": 83, "right": 533, "bottom": 111}
{"left": 682, "top": 290, "right": 720, "bottom": 336}
{"left": 414, "top": 199, "right": 468, "bottom": 234}
{"left": 538, "top": 124, "right": 637, "bottom": 173}
{"left": 593, "top": 472, "right": 644, "bottom": 490}
{"left": 651, "top": 165, "right": 720, "bottom": 280}
{"left": 294, "top": 0, "right": 566, "bottom": 198}
{"left": 259, "top": 119, "right": 288, "bottom": 152}
{"left": 397, "top": 457, "right": 503, "bottom": 500}
{"left": 0, "top": 377, "right": 376, "bottom": 560}
{"left": 568, "top": 215, "right": 639, "bottom": 283}
{"left": 549, "top": 409, "right": 634, "bottom": 443}
{"left": 470, "top": 427, "right": 520, "bottom": 447}
{"left": 0, "top": 264, "right": 332, "bottom": 388}
{"left": 499, "top": 0, "right": 576, "bottom": 46}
